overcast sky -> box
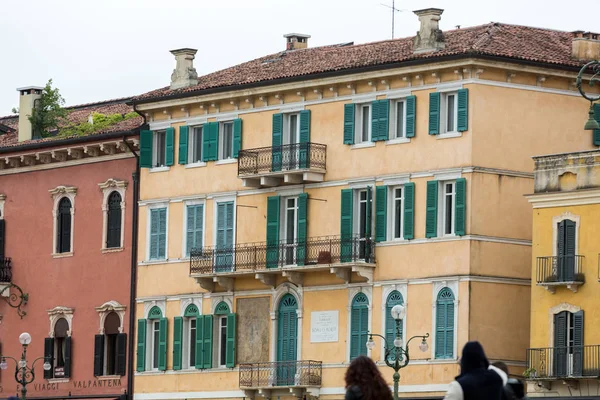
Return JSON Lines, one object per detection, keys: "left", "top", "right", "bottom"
{"left": 1, "top": 0, "right": 598, "bottom": 115}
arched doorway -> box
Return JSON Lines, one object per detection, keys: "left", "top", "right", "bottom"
{"left": 277, "top": 294, "right": 298, "bottom": 385}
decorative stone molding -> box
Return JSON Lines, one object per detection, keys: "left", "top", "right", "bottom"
{"left": 549, "top": 302, "right": 581, "bottom": 347}
{"left": 180, "top": 298, "right": 202, "bottom": 316}
{"left": 98, "top": 179, "right": 128, "bottom": 250}
{"left": 95, "top": 300, "right": 126, "bottom": 334}
{"left": 209, "top": 295, "right": 231, "bottom": 315}
{"left": 47, "top": 306, "right": 74, "bottom": 337}
{"left": 49, "top": 185, "right": 77, "bottom": 199}
{"left": 143, "top": 299, "right": 166, "bottom": 318}
{"left": 272, "top": 282, "right": 303, "bottom": 318}
{"left": 0, "top": 193, "right": 6, "bottom": 218}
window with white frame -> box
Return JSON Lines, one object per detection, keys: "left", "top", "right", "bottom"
{"left": 151, "top": 319, "right": 160, "bottom": 369}
{"left": 153, "top": 130, "right": 167, "bottom": 167}
{"left": 355, "top": 103, "right": 372, "bottom": 144}
{"left": 440, "top": 92, "right": 458, "bottom": 134}
{"left": 354, "top": 188, "right": 372, "bottom": 258}
{"left": 94, "top": 300, "right": 126, "bottom": 377}
{"left": 188, "top": 126, "right": 203, "bottom": 164}
{"left": 390, "top": 187, "right": 404, "bottom": 240}
{"left": 185, "top": 203, "right": 204, "bottom": 257}
{"left": 281, "top": 197, "right": 298, "bottom": 265}
{"left": 439, "top": 181, "right": 456, "bottom": 236}
{"left": 283, "top": 113, "right": 301, "bottom": 145}
{"left": 390, "top": 99, "right": 407, "bottom": 139}
{"left": 217, "top": 315, "right": 228, "bottom": 367}
{"left": 99, "top": 179, "right": 127, "bottom": 251}
{"left": 148, "top": 207, "right": 167, "bottom": 260}
{"left": 45, "top": 306, "right": 74, "bottom": 379}
{"left": 219, "top": 121, "right": 234, "bottom": 160}
{"left": 50, "top": 186, "right": 77, "bottom": 256}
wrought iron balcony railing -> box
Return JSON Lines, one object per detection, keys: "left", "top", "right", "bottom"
{"left": 239, "top": 360, "right": 322, "bottom": 388}
{"left": 536, "top": 255, "right": 585, "bottom": 284}
{"left": 0, "top": 257, "right": 12, "bottom": 283}
{"left": 238, "top": 142, "right": 326, "bottom": 176}
{"left": 190, "top": 235, "right": 375, "bottom": 275}
{"left": 526, "top": 346, "right": 600, "bottom": 379}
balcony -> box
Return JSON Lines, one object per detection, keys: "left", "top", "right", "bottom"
{"left": 239, "top": 360, "right": 322, "bottom": 399}
{"left": 536, "top": 255, "right": 584, "bottom": 293}
{"left": 237, "top": 142, "right": 326, "bottom": 188}
{"left": 190, "top": 235, "right": 375, "bottom": 291}
{"left": 0, "top": 258, "right": 12, "bottom": 297}
{"left": 526, "top": 346, "right": 600, "bottom": 382}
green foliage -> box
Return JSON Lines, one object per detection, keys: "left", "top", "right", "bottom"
{"left": 11, "top": 107, "right": 19, "bottom": 114}
{"left": 59, "top": 111, "right": 138, "bottom": 137}
{"left": 28, "top": 79, "right": 69, "bottom": 138}
{"left": 523, "top": 367, "right": 537, "bottom": 378}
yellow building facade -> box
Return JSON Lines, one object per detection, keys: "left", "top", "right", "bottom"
{"left": 131, "top": 12, "right": 599, "bottom": 400}
{"left": 526, "top": 149, "right": 600, "bottom": 398}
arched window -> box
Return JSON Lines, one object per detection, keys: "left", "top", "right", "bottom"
{"left": 553, "top": 310, "right": 584, "bottom": 377}
{"left": 435, "top": 287, "right": 455, "bottom": 359}
{"left": 350, "top": 293, "right": 369, "bottom": 359}
{"left": 136, "top": 306, "right": 166, "bottom": 372}
{"left": 106, "top": 192, "right": 122, "bottom": 248}
{"left": 385, "top": 291, "right": 404, "bottom": 361}
{"left": 47, "top": 318, "right": 72, "bottom": 379}
{"left": 57, "top": 198, "right": 72, "bottom": 253}
{"left": 177, "top": 304, "right": 200, "bottom": 370}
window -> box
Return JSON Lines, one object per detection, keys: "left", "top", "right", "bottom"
{"left": 106, "top": 192, "right": 122, "bottom": 248}
{"left": 186, "top": 204, "right": 204, "bottom": 257}
{"left": 556, "top": 219, "right": 577, "bottom": 282}
{"left": 94, "top": 301, "right": 126, "bottom": 377}
{"left": 152, "top": 320, "right": 160, "bottom": 369}
{"left": 354, "top": 189, "right": 372, "bottom": 259}
{"left": 136, "top": 306, "right": 166, "bottom": 372}
{"left": 441, "top": 92, "right": 458, "bottom": 134}
{"left": 554, "top": 310, "right": 584, "bottom": 376}
{"left": 188, "top": 318, "right": 197, "bottom": 368}
{"left": 284, "top": 113, "right": 300, "bottom": 145}
{"left": 435, "top": 287, "right": 455, "bottom": 359}
{"left": 149, "top": 208, "right": 167, "bottom": 260}
{"left": 213, "top": 301, "right": 237, "bottom": 369}
{"left": 219, "top": 122, "right": 234, "bottom": 160}
{"left": 341, "top": 188, "right": 372, "bottom": 262}
{"left": 173, "top": 303, "right": 200, "bottom": 370}
{"left": 218, "top": 316, "right": 228, "bottom": 367}
{"left": 188, "top": 126, "right": 203, "bottom": 163}
{"left": 45, "top": 306, "right": 74, "bottom": 379}
{"left": 215, "top": 202, "right": 234, "bottom": 271}
{"left": 56, "top": 198, "right": 72, "bottom": 254}
{"left": 385, "top": 291, "right": 404, "bottom": 362}
{"left": 440, "top": 181, "right": 456, "bottom": 236}
{"left": 391, "top": 99, "right": 406, "bottom": 139}
{"left": 281, "top": 197, "right": 298, "bottom": 265}
{"left": 104, "top": 312, "right": 120, "bottom": 375}
{"left": 355, "top": 104, "right": 372, "bottom": 144}
{"left": 153, "top": 130, "right": 167, "bottom": 167}
{"left": 99, "top": 179, "right": 127, "bottom": 251}
{"left": 392, "top": 187, "right": 403, "bottom": 239}
{"left": 350, "top": 293, "right": 369, "bottom": 359}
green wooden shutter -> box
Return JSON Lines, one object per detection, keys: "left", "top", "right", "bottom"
{"left": 343, "top": 104, "right": 355, "bottom": 144}
{"left": 158, "top": 208, "right": 167, "bottom": 259}
{"left": 455, "top": 178, "right": 466, "bottom": 236}
{"left": 202, "top": 124, "right": 211, "bottom": 162}
{"left": 340, "top": 189, "right": 354, "bottom": 262}
{"left": 365, "top": 186, "right": 372, "bottom": 239}
{"left": 266, "top": 196, "right": 280, "bottom": 268}
{"left": 573, "top": 311, "right": 584, "bottom": 376}
{"left": 136, "top": 319, "right": 146, "bottom": 372}
{"left": 165, "top": 127, "right": 175, "bottom": 166}
{"left": 385, "top": 291, "right": 404, "bottom": 362}
{"left": 371, "top": 100, "right": 389, "bottom": 141}
{"left": 211, "top": 122, "right": 220, "bottom": 161}
{"left": 297, "top": 193, "right": 308, "bottom": 266}
{"left": 350, "top": 307, "right": 360, "bottom": 359}
{"left": 429, "top": 93, "right": 440, "bottom": 135}
{"left": 202, "top": 315, "right": 213, "bottom": 369}
{"left": 371, "top": 100, "right": 380, "bottom": 141}
{"left": 44, "top": 338, "right": 54, "bottom": 378}
{"left": 299, "top": 110, "right": 311, "bottom": 168}
{"left": 350, "top": 293, "right": 369, "bottom": 359}
{"left": 403, "top": 183, "right": 415, "bottom": 240}
{"left": 64, "top": 336, "right": 72, "bottom": 378}
{"left": 375, "top": 186, "right": 387, "bottom": 242}
{"left": 232, "top": 118, "right": 242, "bottom": 158}
{"left": 158, "top": 317, "right": 168, "bottom": 371}
{"left": 406, "top": 96, "right": 416, "bottom": 138}
{"left": 554, "top": 312, "right": 568, "bottom": 376}
{"left": 173, "top": 317, "right": 183, "bottom": 371}
{"left": 426, "top": 181, "right": 438, "bottom": 238}
{"left": 272, "top": 113, "right": 283, "bottom": 171}
{"left": 195, "top": 316, "right": 203, "bottom": 369}
{"left": 226, "top": 313, "right": 236, "bottom": 368}
{"left": 435, "top": 288, "right": 455, "bottom": 359}
{"left": 186, "top": 204, "right": 203, "bottom": 257}
{"left": 593, "top": 103, "right": 600, "bottom": 146}
{"left": 178, "top": 126, "right": 189, "bottom": 165}
{"left": 457, "top": 89, "right": 469, "bottom": 132}
{"left": 116, "top": 333, "right": 127, "bottom": 376}
{"left": 140, "top": 130, "right": 153, "bottom": 168}
{"left": 94, "top": 334, "right": 104, "bottom": 376}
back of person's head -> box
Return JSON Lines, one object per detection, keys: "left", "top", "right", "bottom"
{"left": 345, "top": 356, "right": 393, "bottom": 400}
{"left": 460, "top": 341, "right": 489, "bottom": 375}
{"left": 492, "top": 361, "right": 509, "bottom": 375}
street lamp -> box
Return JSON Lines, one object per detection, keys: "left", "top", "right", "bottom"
{"left": 367, "top": 304, "right": 429, "bottom": 400}
{"left": 0, "top": 332, "right": 51, "bottom": 400}
{"left": 576, "top": 60, "right": 600, "bottom": 130}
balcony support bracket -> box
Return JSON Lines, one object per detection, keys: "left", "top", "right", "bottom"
{"left": 561, "top": 379, "right": 579, "bottom": 390}
{"left": 282, "top": 271, "right": 304, "bottom": 286}
{"left": 284, "top": 174, "right": 303, "bottom": 184}
{"left": 330, "top": 267, "right": 350, "bottom": 283}
{"left": 260, "top": 177, "right": 281, "bottom": 187}
{"left": 242, "top": 390, "right": 257, "bottom": 400}
{"left": 566, "top": 283, "right": 579, "bottom": 293}
{"left": 543, "top": 285, "right": 556, "bottom": 294}
{"left": 303, "top": 172, "right": 324, "bottom": 183}
{"left": 256, "top": 273, "right": 276, "bottom": 288}
{"left": 242, "top": 178, "right": 261, "bottom": 188}
{"left": 195, "top": 277, "right": 215, "bottom": 292}
{"left": 353, "top": 265, "right": 374, "bottom": 283}
{"left": 257, "top": 388, "right": 273, "bottom": 398}
{"left": 214, "top": 276, "right": 234, "bottom": 292}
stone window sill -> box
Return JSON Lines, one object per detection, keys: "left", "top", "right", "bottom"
{"left": 386, "top": 137, "right": 411, "bottom": 145}
{"left": 351, "top": 142, "right": 376, "bottom": 150}
{"left": 185, "top": 162, "right": 207, "bottom": 169}
{"left": 436, "top": 131, "right": 463, "bottom": 140}
{"left": 102, "top": 247, "right": 124, "bottom": 254}
{"left": 215, "top": 158, "right": 237, "bottom": 165}
{"left": 97, "top": 375, "right": 122, "bottom": 381}
{"left": 150, "top": 166, "right": 170, "bottom": 173}
{"left": 52, "top": 252, "right": 74, "bottom": 259}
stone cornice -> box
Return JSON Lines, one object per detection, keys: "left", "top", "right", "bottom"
{"left": 98, "top": 178, "right": 128, "bottom": 191}
{"left": 526, "top": 188, "right": 600, "bottom": 208}
{"left": 49, "top": 185, "right": 77, "bottom": 198}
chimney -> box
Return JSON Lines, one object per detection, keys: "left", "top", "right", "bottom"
{"left": 413, "top": 8, "right": 445, "bottom": 53}
{"left": 169, "top": 48, "right": 199, "bottom": 90}
{"left": 572, "top": 31, "right": 600, "bottom": 61}
{"left": 16, "top": 86, "right": 43, "bottom": 142}
{"left": 284, "top": 33, "right": 311, "bottom": 51}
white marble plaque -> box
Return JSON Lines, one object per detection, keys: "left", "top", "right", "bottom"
{"left": 310, "top": 311, "right": 339, "bottom": 343}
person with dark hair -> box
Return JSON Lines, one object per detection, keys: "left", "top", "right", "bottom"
{"left": 492, "top": 361, "right": 526, "bottom": 400}
{"left": 344, "top": 355, "right": 393, "bottom": 400}
{"left": 444, "top": 341, "right": 508, "bottom": 400}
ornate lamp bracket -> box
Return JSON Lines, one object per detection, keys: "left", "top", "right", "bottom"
{"left": 0, "top": 283, "right": 29, "bottom": 319}
{"left": 576, "top": 60, "right": 600, "bottom": 103}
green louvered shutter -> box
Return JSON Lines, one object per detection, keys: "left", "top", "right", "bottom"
{"left": 226, "top": 313, "right": 236, "bottom": 368}
{"left": 406, "top": 96, "right": 416, "bottom": 138}
{"left": 429, "top": 93, "right": 440, "bottom": 135}
{"left": 371, "top": 100, "right": 380, "bottom": 141}
{"left": 371, "top": 100, "right": 389, "bottom": 141}
{"left": 173, "top": 317, "right": 183, "bottom": 370}
{"left": 195, "top": 316, "right": 203, "bottom": 369}
{"left": 457, "top": 89, "right": 469, "bottom": 132}
{"left": 385, "top": 291, "right": 404, "bottom": 362}
{"left": 375, "top": 186, "right": 387, "bottom": 242}
{"left": 403, "top": 183, "right": 415, "bottom": 240}
{"left": 435, "top": 288, "right": 454, "bottom": 359}
{"left": 343, "top": 104, "right": 355, "bottom": 144}
{"left": 266, "top": 196, "right": 280, "bottom": 268}
{"left": 573, "top": 311, "right": 584, "bottom": 376}
{"left": 202, "top": 124, "right": 211, "bottom": 162}
{"left": 272, "top": 113, "right": 283, "bottom": 172}
{"left": 211, "top": 122, "right": 220, "bottom": 161}
{"left": 365, "top": 186, "right": 372, "bottom": 239}
{"left": 299, "top": 110, "right": 311, "bottom": 168}
{"left": 165, "top": 127, "right": 175, "bottom": 166}
{"left": 136, "top": 319, "right": 146, "bottom": 371}
{"left": 554, "top": 312, "right": 568, "bottom": 376}
{"left": 158, "top": 317, "right": 168, "bottom": 371}
{"left": 140, "top": 130, "right": 153, "bottom": 168}
{"left": 178, "top": 126, "right": 189, "bottom": 164}
{"left": 455, "top": 178, "right": 466, "bottom": 236}
{"left": 426, "top": 181, "right": 438, "bottom": 238}
{"left": 350, "top": 293, "right": 369, "bottom": 359}
{"left": 350, "top": 306, "right": 360, "bottom": 359}
{"left": 593, "top": 103, "right": 600, "bottom": 146}
{"left": 232, "top": 118, "right": 242, "bottom": 158}
{"left": 340, "top": 189, "right": 354, "bottom": 262}
{"left": 158, "top": 208, "right": 167, "bottom": 259}
{"left": 202, "top": 315, "right": 213, "bottom": 369}
{"left": 297, "top": 193, "right": 308, "bottom": 266}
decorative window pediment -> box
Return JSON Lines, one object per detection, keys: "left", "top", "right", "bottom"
{"left": 95, "top": 300, "right": 126, "bottom": 334}
{"left": 47, "top": 306, "right": 74, "bottom": 337}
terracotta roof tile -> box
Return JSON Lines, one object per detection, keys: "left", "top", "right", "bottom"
{"left": 135, "top": 23, "right": 584, "bottom": 102}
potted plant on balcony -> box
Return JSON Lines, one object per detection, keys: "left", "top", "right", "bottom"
{"left": 523, "top": 367, "right": 537, "bottom": 379}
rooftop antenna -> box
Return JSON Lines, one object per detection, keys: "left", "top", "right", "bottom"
{"left": 380, "top": 0, "right": 408, "bottom": 39}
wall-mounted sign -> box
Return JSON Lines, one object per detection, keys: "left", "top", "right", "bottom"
{"left": 310, "top": 311, "right": 339, "bottom": 343}
{"left": 31, "top": 379, "right": 122, "bottom": 392}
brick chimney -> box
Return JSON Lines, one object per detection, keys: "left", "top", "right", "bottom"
{"left": 169, "top": 48, "right": 199, "bottom": 90}
{"left": 572, "top": 31, "right": 600, "bottom": 61}
{"left": 284, "top": 33, "right": 311, "bottom": 51}
{"left": 16, "top": 86, "right": 43, "bottom": 142}
{"left": 413, "top": 8, "right": 445, "bottom": 53}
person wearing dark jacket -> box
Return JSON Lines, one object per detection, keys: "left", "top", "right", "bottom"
{"left": 344, "top": 355, "right": 393, "bottom": 400}
{"left": 444, "top": 341, "right": 508, "bottom": 400}
{"left": 492, "top": 361, "right": 527, "bottom": 400}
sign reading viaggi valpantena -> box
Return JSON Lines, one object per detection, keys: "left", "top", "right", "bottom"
{"left": 310, "top": 311, "right": 339, "bottom": 343}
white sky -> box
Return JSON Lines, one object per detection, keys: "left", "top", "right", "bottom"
{"left": 1, "top": 0, "right": 598, "bottom": 115}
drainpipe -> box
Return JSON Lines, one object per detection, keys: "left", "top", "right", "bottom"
{"left": 124, "top": 100, "right": 145, "bottom": 400}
